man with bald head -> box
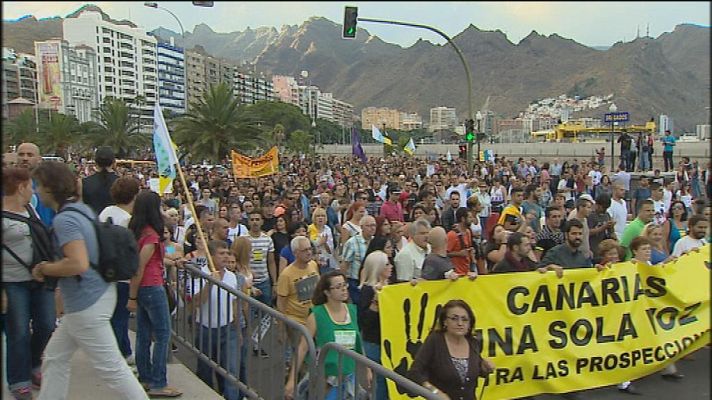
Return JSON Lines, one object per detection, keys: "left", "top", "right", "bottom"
{"left": 17, "top": 142, "right": 56, "bottom": 225}
{"left": 421, "top": 227, "right": 458, "bottom": 280}
{"left": 340, "top": 215, "right": 376, "bottom": 304}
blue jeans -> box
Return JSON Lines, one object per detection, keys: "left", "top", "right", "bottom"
{"left": 195, "top": 324, "right": 243, "bottom": 400}
{"left": 136, "top": 285, "right": 171, "bottom": 389}
{"left": 111, "top": 282, "right": 132, "bottom": 357}
{"left": 639, "top": 151, "right": 650, "bottom": 171}
{"left": 363, "top": 341, "right": 388, "bottom": 400}
{"left": 5, "top": 281, "right": 56, "bottom": 391}
{"left": 252, "top": 279, "right": 272, "bottom": 307}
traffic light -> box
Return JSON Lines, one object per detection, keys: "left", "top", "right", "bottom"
{"left": 465, "top": 119, "right": 475, "bottom": 142}
{"left": 458, "top": 144, "right": 467, "bottom": 159}
{"left": 343, "top": 6, "right": 358, "bottom": 39}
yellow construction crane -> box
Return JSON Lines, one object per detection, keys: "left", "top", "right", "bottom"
{"left": 531, "top": 120, "right": 656, "bottom": 142}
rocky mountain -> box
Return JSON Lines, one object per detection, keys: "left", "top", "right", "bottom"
{"left": 152, "top": 18, "right": 710, "bottom": 131}
{"left": 3, "top": 5, "right": 709, "bottom": 131}
{"left": 2, "top": 15, "right": 63, "bottom": 53}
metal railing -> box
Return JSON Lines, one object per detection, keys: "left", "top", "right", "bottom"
{"left": 315, "top": 343, "right": 440, "bottom": 400}
{"left": 169, "top": 262, "right": 318, "bottom": 400}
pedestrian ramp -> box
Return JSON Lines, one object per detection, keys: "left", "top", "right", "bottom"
{"left": 2, "top": 331, "right": 221, "bottom": 400}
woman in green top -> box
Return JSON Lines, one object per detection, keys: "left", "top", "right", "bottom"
{"left": 285, "top": 270, "right": 371, "bottom": 400}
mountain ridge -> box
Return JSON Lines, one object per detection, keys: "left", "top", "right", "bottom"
{"left": 2, "top": 7, "right": 709, "bottom": 131}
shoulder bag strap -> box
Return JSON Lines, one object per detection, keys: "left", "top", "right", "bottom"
{"left": 2, "top": 243, "right": 32, "bottom": 270}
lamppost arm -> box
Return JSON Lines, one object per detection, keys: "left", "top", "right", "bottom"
{"left": 358, "top": 17, "right": 473, "bottom": 120}
{"left": 158, "top": 7, "right": 185, "bottom": 38}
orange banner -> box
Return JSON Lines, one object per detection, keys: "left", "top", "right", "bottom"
{"left": 231, "top": 147, "right": 279, "bottom": 178}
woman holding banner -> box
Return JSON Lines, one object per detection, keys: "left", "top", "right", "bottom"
{"left": 408, "top": 300, "right": 495, "bottom": 400}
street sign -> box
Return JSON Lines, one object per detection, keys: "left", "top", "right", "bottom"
{"left": 604, "top": 112, "right": 629, "bottom": 123}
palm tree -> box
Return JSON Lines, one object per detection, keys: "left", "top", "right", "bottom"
{"left": 174, "top": 83, "right": 261, "bottom": 163}
{"left": 36, "top": 112, "right": 81, "bottom": 159}
{"left": 271, "top": 123, "right": 286, "bottom": 149}
{"left": 85, "top": 97, "right": 149, "bottom": 158}
{"left": 3, "top": 109, "right": 39, "bottom": 145}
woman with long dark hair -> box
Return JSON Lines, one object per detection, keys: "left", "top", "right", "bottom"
{"left": 127, "top": 190, "right": 181, "bottom": 397}
{"left": 661, "top": 200, "right": 688, "bottom": 254}
{"left": 30, "top": 162, "right": 148, "bottom": 400}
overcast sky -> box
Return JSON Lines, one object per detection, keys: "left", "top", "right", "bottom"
{"left": 3, "top": 1, "right": 710, "bottom": 48}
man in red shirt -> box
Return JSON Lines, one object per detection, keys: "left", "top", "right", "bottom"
{"left": 379, "top": 185, "right": 404, "bottom": 222}
{"left": 446, "top": 208, "right": 476, "bottom": 276}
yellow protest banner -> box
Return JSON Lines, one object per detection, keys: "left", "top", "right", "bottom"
{"left": 380, "top": 246, "right": 710, "bottom": 399}
{"left": 231, "top": 147, "right": 279, "bottom": 178}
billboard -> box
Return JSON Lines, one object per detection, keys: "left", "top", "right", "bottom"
{"left": 36, "top": 42, "right": 62, "bottom": 110}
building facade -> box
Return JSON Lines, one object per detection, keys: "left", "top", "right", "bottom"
{"left": 2, "top": 48, "right": 37, "bottom": 119}
{"left": 63, "top": 10, "right": 158, "bottom": 132}
{"left": 361, "top": 107, "right": 400, "bottom": 130}
{"left": 428, "top": 107, "right": 457, "bottom": 133}
{"left": 272, "top": 75, "right": 299, "bottom": 105}
{"left": 185, "top": 49, "right": 206, "bottom": 109}
{"left": 156, "top": 40, "right": 186, "bottom": 115}
{"left": 332, "top": 98, "right": 354, "bottom": 128}
{"left": 659, "top": 114, "right": 674, "bottom": 134}
{"left": 34, "top": 40, "right": 99, "bottom": 123}
{"left": 400, "top": 112, "right": 423, "bottom": 131}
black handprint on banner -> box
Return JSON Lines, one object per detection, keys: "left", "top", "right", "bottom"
{"left": 383, "top": 292, "right": 442, "bottom": 396}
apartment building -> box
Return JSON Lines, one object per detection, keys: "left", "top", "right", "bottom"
{"left": 361, "top": 107, "right": 400, "bottom": 130}
{"left": 63, "top": 10, "right": 158, "bottom": 132}
{"left": 185, "top": 49, "right": 206, "bottom": 109}
{"left": 34, "top": 40, "right": 99, "bottom": 123}
{"left": 157, "top": 40, "right": 186, "bottom": 115}
{"left": 332, "top": 98, "right": 354, "bottom": 128}
{"left": 428, "top": 107, "right": 457, "bottom": 132}
{"left": 400, "top": 112, "right": 422, "bottom": 131}
{"left": 2, "top": 48, "right": 37, "bottom": 119}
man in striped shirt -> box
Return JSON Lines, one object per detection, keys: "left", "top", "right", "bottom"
{"left": 245, "top": 211, "right": 276, "bottom": 306}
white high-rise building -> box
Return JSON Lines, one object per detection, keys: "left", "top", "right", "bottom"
{"left": 429, "top": 107, "right": 457, "bottom": 133}
{"left": 63, "top": 10, "right": 158, "bottom": 132}
{"left": 34, "top": 40, "right": 99, "bottom": 123}
{"left": 317, "top": 92, "right": 334, "bottom": 122}
{"left": 157, "top": 39, "right": 185, "bottom": 115}
{"left": 659, "top": 114, "right": 674, "bottom": 134}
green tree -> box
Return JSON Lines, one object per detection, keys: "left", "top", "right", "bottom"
{"left": 3, "top": 109, "right": 40, "bottom": 145}
{"left": 84, "top": 97, "right": 148, "bottom": 158}
{"left": 36, "top": 112, "right": 81, "bottom": 159}
{"left": 174, "top": 83, "right": 261, "bottom": 163}
{"left": 286, "top": 129, "right": 313, "bottom": 154}
{"left": 243, "top": 101, "right": 311, "bottom": 135}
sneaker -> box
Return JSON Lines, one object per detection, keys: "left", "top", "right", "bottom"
{"left": 125, "top": 354, "right": 136, "bottom": 365}
{"left": 11, "top": 386, "right": 32, "bottom": 400}
{"left": 31, "top": 371, "right": 42, "bottom": 389}
{"left": 171, "top": 343, "right": 179, "bottom": 353}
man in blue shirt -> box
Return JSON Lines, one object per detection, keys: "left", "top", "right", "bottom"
{"left": 661, "top": 130, "right": 676, "bottom": 172}
{"left": 17, "top": 142, "right": 56, "bottom": 226}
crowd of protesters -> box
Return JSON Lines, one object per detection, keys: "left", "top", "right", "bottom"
{"left": 2, "top": 141, "right": 710, "bottom": 400}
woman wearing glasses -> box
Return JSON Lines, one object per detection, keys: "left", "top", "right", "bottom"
{"left": 661, "top": 200, "right": 688, "bottom": 254}
{"left": 408, "top": 300, "right": 494, "bottom": 400}
{"left": 284, "top": 270, "right": 370, "bottom": 400}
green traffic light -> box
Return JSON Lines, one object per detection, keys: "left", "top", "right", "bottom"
{"left": 466, "top": 132, "right": 474, "bottom": 141}
{"left": 348, "top": 27, "right": 355, "bottom": 34}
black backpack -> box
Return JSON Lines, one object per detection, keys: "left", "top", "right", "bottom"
{"left": 58, "top": 206, "right": 139, "bottom": 282}
{"left": 3, "top": 204, "right": 58, "bottom": 271}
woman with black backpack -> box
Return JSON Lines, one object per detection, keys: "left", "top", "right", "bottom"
{"left": 2, "top": 167, "right": 56, "bottom": 400}
{"left": 28, "top": 161, "right": 148, "bottom": 400}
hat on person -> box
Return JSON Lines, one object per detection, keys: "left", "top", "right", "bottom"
{"left": 578, "top": 194, "right": 594, "bottom": 203}
{"left": 94, "top": 146, "right": 115, "bottom": 168}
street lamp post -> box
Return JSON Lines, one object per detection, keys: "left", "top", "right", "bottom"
{"left": 356, "top": 17, "right": 474, "bottom": 173}
{"left": 475, "top": 110, "right": 483, "bottom": 165}
{"left": 609, "top": 103, "right": 617, "bottom": 171}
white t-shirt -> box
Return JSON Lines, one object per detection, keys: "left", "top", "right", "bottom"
{"left": 98, "top": 205, "right": 131, "bottom": 228}
{"left": 192, "top": 266, "right": 241, "bottom": 328}
{"left": 652, "top": 200, "right": 667, "bottom": 225}
{"left": 662, "top": 189, "right": 673, "bottom": 214}
{"left": 607, "top": 198, "right": 628, "bottom": 239}
{"left": 671, "top": 237, "right": 707, "bottom": 257}
{"left": 588, "top": 170, "right": 602, "bottom": 186}
{"left": 228, "top": 224, "right": 248, "bottom": 243}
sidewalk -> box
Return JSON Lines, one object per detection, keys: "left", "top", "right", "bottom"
{"left": 2, "top": 331, "right": 221, "bottom": 399}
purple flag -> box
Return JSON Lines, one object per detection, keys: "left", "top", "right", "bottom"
{"left": 351, "top": 127, "right": 367, "bottom": 163}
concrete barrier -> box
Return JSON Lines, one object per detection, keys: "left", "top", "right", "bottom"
{"left": 316, "top": 142, "right": 710, "bottom": 164}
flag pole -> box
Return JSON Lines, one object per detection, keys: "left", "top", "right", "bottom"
{"left": 156, "top": 104, "right": 217, "bottom": 273}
